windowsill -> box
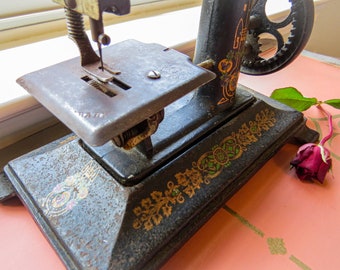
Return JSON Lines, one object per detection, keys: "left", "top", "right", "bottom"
{"left": 0, "top": 0, "right": 327, "bottom": 149}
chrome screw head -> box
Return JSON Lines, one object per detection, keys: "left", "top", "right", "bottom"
{"left": 147, "top": 70, "right": 161, "bottom": 79}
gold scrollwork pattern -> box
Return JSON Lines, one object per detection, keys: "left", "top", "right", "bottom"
{"left": 218, "top": 51, "right": 243, "bottom": 105}
{"left": 133, "top": 109, "right": 276, "bottom": 231}
{"left": 217, "top": 2, "right": 251, "bottom": 105}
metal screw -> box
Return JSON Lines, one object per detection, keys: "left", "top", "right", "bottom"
{"left": 147, "top": 70, "right": 161, "bottom": 79}
{"left": 98, "top": 34, "right": 111, "bottom": 46}
{"left": 109, "top": 6, "right": 117, "bottom": 13}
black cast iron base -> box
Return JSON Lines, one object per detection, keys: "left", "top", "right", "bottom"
{"left": 4, "top": 86, "right": 318, "bottom": 270}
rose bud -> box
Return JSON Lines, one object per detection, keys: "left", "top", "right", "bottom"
{"left": 290, "top": 143, "right": 332, "bottom": 184}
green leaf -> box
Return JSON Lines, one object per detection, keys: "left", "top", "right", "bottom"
{"left": 270, "top": 87, "right": 318, "bottom": 111}
{"left": 324, "top": 99, "right": 340, "bottom": 109}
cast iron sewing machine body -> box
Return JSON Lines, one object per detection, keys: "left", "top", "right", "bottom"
{"left": 1, "top": 0, "right": 318, "bottom": 269}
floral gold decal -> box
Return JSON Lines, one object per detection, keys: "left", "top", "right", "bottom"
{"left": 41, "top": 160, "right": 99, "bottom": 217}
{"left": 217, "top": 2, "right": 250, "bottom": 105}
{"left": 133, "top": 109, "right": 276, "bottom": 231}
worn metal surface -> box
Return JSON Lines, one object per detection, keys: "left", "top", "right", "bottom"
{"left": 4, "top": 86, "right": 318, "bottom": 270}
{"left": 0, "top": 171, "right": 15, "bottom": 201}
{"left": 64, "top": 8, "right": 100, "bottom": 67}
{"left": 17, "top": 40, "right": 215, "bottom": 146}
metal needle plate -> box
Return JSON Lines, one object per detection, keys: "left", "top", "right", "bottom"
{"left": 17, "top": 40, "right": 215, "bottom": 146}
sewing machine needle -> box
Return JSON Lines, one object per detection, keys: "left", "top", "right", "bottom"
{"left": 97, "top": 42, "right": 104, "bottom": 71}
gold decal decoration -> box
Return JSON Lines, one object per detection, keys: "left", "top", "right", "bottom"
{"left": 217, "top": 2, "right": 251, "bottom": 105}
{"left": 217, "top": 50, "right": 242, "bottom": 105}
{"left": 133, "top": 109, "right": 276, "bottom": 231}
{"left": 41, "top": 160, "right": 99, "bottom": 217}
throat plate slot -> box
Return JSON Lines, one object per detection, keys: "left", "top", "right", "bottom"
{"left": 17, "top": 39, "right": 215, "bottom": 146}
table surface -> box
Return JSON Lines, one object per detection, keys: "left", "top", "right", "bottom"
{"left": 1, "top": 52, "right": 340, "bottom": 270}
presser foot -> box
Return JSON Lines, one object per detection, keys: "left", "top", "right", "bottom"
{"left": 3, "top": 86, "right": 318, "bottom": 270}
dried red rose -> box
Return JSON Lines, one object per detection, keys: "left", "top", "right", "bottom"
{"left": 290, "top": 143, "right": 332, "bottom": 183}
{"left": 270, "top": 88, "right": 337, "bottom": 184}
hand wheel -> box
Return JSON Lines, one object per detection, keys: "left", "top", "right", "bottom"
{"left": 241, "top": 0, "right": 314, "bottom": 75}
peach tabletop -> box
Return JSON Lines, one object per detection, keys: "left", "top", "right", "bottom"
{"left": 1, "top": 53, "right": 340, "bottom": 270}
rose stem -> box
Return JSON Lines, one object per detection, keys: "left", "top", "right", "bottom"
{"left": 317, "top": 104, "right": 333, "bottom": 146}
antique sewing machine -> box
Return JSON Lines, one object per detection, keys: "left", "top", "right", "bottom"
{"left": 1, "top": 0, "right": 318, "bottom": 269}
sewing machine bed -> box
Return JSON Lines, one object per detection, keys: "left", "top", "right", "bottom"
{"left": 4, "top": 86, "right": 318, "bottom": 270}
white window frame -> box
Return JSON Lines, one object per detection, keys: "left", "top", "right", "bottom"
{"left": 1, "top": 0, "right": 160, "bottom": 18}
{"left": 0, "top": 1, "right": 201, "bottom": 49}
{"left": 0, "top": 1, "right": 170, "bottom": 32}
